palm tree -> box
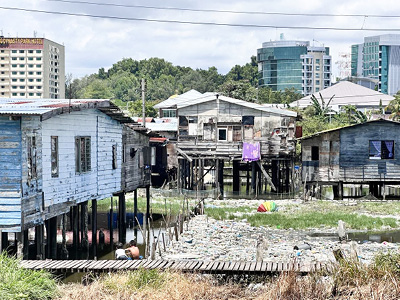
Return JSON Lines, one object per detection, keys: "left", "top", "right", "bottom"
{"left": 310, "top": 93, "right": 335, "bottom": 118}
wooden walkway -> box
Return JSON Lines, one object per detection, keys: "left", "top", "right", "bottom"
{"left": 19, "top": 259, "right": 326, "bottom": 274}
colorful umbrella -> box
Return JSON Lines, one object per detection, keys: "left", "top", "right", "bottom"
{"left": 257, "top": 201, "right": 277, "bottom": 212}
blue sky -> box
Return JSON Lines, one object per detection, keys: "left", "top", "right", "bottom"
{"left": 1, "top": 0, "right": 399, "bottom": 79}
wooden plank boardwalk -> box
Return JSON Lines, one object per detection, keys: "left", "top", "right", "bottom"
{"left": 19, "top": 259, "right": 326, "bottom": 274}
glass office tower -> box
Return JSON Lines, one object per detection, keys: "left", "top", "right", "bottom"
{"left": 351, "top": 34, "right": 400, "bottom": 95}
{"left": 257, "top": 40, "right": 331, "bottom": 95}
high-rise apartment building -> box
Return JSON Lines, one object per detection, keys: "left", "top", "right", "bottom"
{"left": 257, "top": 40, "right": 332, "bottom": 96}
{"left": 351, "top": 34, "right": 400, "bottom": 95}
{"left": 0, "top": 37, "right": 65, "bottom": 99}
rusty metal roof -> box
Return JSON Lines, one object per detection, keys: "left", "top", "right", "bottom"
{"left": 0, "top": 98, "right": 146, "bottom": 130}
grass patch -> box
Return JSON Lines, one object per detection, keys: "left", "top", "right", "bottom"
{"left": 95, "top": 194, "right": 191, "bottom": 215}
{"left": 204, "top": 200, "right": 399, "bottom": 230}
{"left": 0, "top": 252, "right": 58, "bottom": 300}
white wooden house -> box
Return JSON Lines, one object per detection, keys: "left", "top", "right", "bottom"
{"left": 0, "top": 98, "right": 149, "bottom": 257}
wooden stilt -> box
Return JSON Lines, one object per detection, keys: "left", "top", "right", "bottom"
{"left": 118, "top": 193, "right": 126, "bottom": 244}
{"left": 35, "top": 224, "right": 44, "bottom": 260}
{"left": 218, "top": 159, "right": 224, "bottom": 196}
{"left": 16, "top": 232, "right": 23, "bottom": 259}
{"left": 1, "top": 231, "right": 8, "bottom": 253}
{"left": 251, "top": 161, "right": 257, "bottom": 193}
{"left": 133, "top": 189, "right": 138, "bottom": 239}
{"left": 91, "top": 199, "right": 97, "bottom": 259}
{"left": 177, "top": 159, "right": 181, "bottom": 191}
{"left": 246, "top": 161, "right": 250, "bottom": 195}
{"left": 81, "top": 202, "right": 89, "bottom": 255}
{"left": 61, "top": 214, "right": 69, "bottom": 259}
{"left": 232, "top": 160, "right": 240, "bottom": 193}
{"left": 23, "top": 229, "right": 29, "bottom": 260}
{"left": 109, "top": 197, "right": 114, "bottom": 247}
{"left": 72, "top": 205, "right": 79, "bottom": 258}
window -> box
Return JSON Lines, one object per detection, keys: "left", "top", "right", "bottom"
{"left": 112, "top": 144, "right": 117, "bottom": 169}
{"left": 218, "top": 128, "right": 227, "bottom": 141}
{"left": 162, "top": 109, "right": 176, "bottom": 117}
{"left": 28, "top": 79, "right": 34, "bottom": 82}
{"left": 12, "top": 93, "right": 17, "bottom": 96}
{"left": 27, "top": 136, "right": 37, "bottom": 179}
{"left": 12, "top": 79, "right": 17, "bottom": 82}
{"left": 36, "top": 64, "right": 41, "bottom": 68}
{"left": 36, "top": 50, "right": 41, "bottom": 54}
{"left": 36, "top": 57, "right": 41, "bottom": 61}
{"left": 316, "top": 59, "right": 320, "bottom": 64}
{"left": 28, "top": 50, "right": 34, "bottom": 54}
{"left": 12, "top": 57, "right": 17, "bottom": 60}
{"left": 311, "top": 146, "right": 319, "bottom": 161}
{"left": 28, "top": 72, "right": 34, "bottom": 75}
{"left": 51, "top": 136, "right": 59, "bottom": 177}
{"left": 28, "top": 64, "right": 33, "bottom": 68}
{"left": 19, "top": 57, "right": 24, "bottom": 60}
{"left": 36, "top": 93, "right": 42, "bottom": 96}
{"left": 20, "top": 93, "right": 25, "bottom": 96}
{"left": 11, "top": 50, "right": 17, "bottom": 53}
{"left": 11, "top": 64, "right": 17, "bottom": 68}
{"left": 369, "top": 140, "right": 394, "bottom": 159}
{"left": 28, "top": 57, "right": 33, "bottom": 61}
{"left": 316, "top": 65, "right": 320, "bottom": 71}
{"left": 19, "top": 50, "right": 24, "bottom": 53}
{"left": 75, "top": 137, "right": 91, "bottom": 173}
{"left": 29, "top": 93, "right": 34, "bottom": 96}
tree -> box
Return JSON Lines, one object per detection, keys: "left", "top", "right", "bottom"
{"left": 127, "top": 100, "right": 158, "bottom": 117}
{"left": 386, "top": 91, "right": 400, "bottom": 121}
{"left": 218, "top": 80, "right": 257, "bottom": 102}
{"left": 310, "top": 93, "right": 335, "bottom": 118}
{"left": 82, "top": 79, "right": 112, "bottom": 99}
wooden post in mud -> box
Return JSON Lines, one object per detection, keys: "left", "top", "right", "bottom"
{"left": 133, "top": 189, "right": 138, "bottom": 238}
{"left": 72, "top": 205, "right": 79, "bottom": 257}
{"left": 46, "top": 217, "right": 57, "bottom": 259}
{"left": 22, "top": 229, "right": 29, "bottom": 259}
{"left": 218, "top": 159, "right": 224, "bottom": 196}
{"left": 35, "top": 224, "right": 44, "bottom": 260}
{"left": 81, "top": 202, "right": 89, "bottom": 255}
{"left": 1, "top": 231, "right": 8, "bottom": 253}
{"left": 251, "top": 161, "right": 257, "bottom": 194}
{"left": 109, "top": 197, "right": 114, "bottom": 247}
{"left": 61, "top": 214, "right": 69, "bottom": 259}
{"left": 92, "top": 199, "right": 97, "bottom": 259}
{"left": 118, "top": 193, "right": 126, "bottom": 244}
{"left": 246, "top": 162, "right": 250, "bottom": 195}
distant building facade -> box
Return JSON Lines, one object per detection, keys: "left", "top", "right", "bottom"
{"left": 351, "top": 34, "right": 400, "bottom": 95}
{"left": 257, "top": 39, "right": 332, "bottom": 96}
{"left": 0, "top": 37, "right": 65, "bottom": 99}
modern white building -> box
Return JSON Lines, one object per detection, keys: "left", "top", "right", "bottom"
{"left": 351, "top": 34, "right": 400, "bottom": 95}
{"left": 0, "top": 37, "right": 65, "bottom": 99}
{"left": 257, "top": 39, "right": 332, "bottom": 96}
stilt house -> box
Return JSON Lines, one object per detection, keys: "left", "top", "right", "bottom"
{"left": 156, "top": 92, "right": 297, "bottom": 194}
{"left": 301, "top": 119, "right": 400, "bottom": 199}
{"left": 0, "top": 99, "right": 150, "bottom": 242}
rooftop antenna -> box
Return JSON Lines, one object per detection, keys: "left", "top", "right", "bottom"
{"left": 33, "top": 31, "right": 37, "bottom": 38}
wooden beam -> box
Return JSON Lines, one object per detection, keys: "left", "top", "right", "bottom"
{"left": 257, "top": 161, "right": 276, "bottom": 191}
{"left": 176, "top": 148, "right": 193, "bottom": 163}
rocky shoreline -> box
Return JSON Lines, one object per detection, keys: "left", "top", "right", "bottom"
{"left": 157, "top": 199, "right": 400, "bottom": 265}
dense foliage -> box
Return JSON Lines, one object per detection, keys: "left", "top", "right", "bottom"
{"left": 0, "top": 252, "right": 58, "bottom": 299}
{"left": 66, "top": 56, "right": 303, "bottom": 116}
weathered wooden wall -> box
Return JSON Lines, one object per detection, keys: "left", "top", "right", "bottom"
{"left": 301, "top": 131, "right": 340, "bottom": 183}
{"left": 177, "top": 99, "right": 296, "bottom": 158}
{"left": 122, "top": 126, "right": 150, "bottom": 192}
{"left": 301, "top": 121, "right": 400, "bottom": 184}
{"left": 0, "top": 116, "right": 22, "bottom": 231}
{"left": 340, "top": 121, "right": 400, "bottom": 182}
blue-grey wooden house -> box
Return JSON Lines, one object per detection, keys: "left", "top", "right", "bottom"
{"left": 0, "top": 98, "right": 150, "bottom": 256}
{"left": 301, "top": 119, "right": 400, "bottom": 199}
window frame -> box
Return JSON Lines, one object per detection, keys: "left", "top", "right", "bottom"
{"left": 75, "top": 136, "right": 91, "bottom": 174}
{"left": 218, "top": 128, "right": 227, "bottom": 141}
{"left": 369, "top": 140, "right": 394, "bottom": 160}
{"left": 51, "top": 136, "right": 59, "bottom": 178}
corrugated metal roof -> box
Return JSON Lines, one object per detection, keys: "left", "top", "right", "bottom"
{"left": 177, "top": 94, "right": 297, "bottom": 117}
{"left": 154, "top": 89, "right": 203, "bottom": 109}
{"left": 290, "top": 81, "right": 394, "bottom": 109}
{"left": 0, "top": 98, "right": 109, "bottom": 115}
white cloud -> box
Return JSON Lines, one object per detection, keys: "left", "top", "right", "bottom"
{"left": 1, "top": 0, "right": 400, "bottom": 78}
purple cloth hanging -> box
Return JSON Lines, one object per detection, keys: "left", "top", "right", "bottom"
{"left": 242, "top": 142, "right": 261, "bottom": 161}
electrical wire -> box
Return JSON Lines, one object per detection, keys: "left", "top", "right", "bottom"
{"left": 44, "top": 0, "right": 400, "bottom": 19}
{"left": 0, "top": 6, "right": 400, "bottom": 31}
